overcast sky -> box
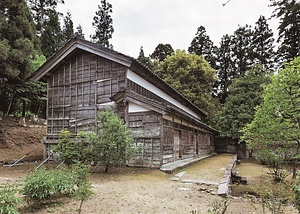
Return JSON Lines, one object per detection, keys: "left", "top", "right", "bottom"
{"left": 57, "top": 0, "right": 279, "bottom": 58}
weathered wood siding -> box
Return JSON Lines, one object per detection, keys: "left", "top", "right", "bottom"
{"left": 47, "top": 50, "right": 127, "bottom": 141}
{"left": 127, "top": 111, "right": 162, "bottom": 168}
{"left": 162, "top": 116, "right": 215, "bottom": 165}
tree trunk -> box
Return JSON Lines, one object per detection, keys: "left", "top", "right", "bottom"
{"left": 77, "top": 199, "right": 84, "bottom": 214}
{"left": 22, "top": 100, "right": 26, "bottom": 117}
{"left": 104, "top": 164, "right": 109, "bottom": 173}
{"left": 292, "top": 165, "right": 297, "bottom": 179}
{"left": 5, "top": 94, "right": 14, "bottom": 118}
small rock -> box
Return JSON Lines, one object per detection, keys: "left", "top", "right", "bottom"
{"left": 177, "top": 187, "right": 191, "bottom": 191}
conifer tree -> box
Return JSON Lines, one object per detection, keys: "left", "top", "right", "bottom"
{"left": 188, "top": 25, "right": 216, "bottom": 67}
{"left": 27, "top": 0, "right": 64, "bottom": 58}
{"left": 150, "top": 43, "right": 174, "bottom": 62}
{"left": 213, "top": 34, "right": 235, "bottom": 103}
{"left": 137, "top": 46, "right": 154, "bottom": 70}
{"left": 270, "top": 0, "right": 300, "bottom": 62}
{"left": 91, "top": 0, "right": 114, "bottom": 48}
{"left": 251, "top": 15, "right": 275, "bottom": 70}
{"left": 63, "top": 10, "right": 74, "bottom": 40}
{"left": 76, "top": 24, "right": 85, "bottom": 39}
{"left": 0, "top": 0, "right": 36, "bottom": 83}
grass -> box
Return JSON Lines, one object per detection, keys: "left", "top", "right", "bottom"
{"left": 182, "top": 153, "right": 233, "bottom": 182}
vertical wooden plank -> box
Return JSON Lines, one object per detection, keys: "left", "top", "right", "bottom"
{"left": 75, "top": 56, "right": 78, "bottom": 134}
{"left": 89, "top": 55, "right": 91, "bottom": 105}
{"left": 63, "top": 65, "right": 66, "bottom": 129}
{"left": 51, "top": 75, "right": 54, "bottom": 135}
{"left": 160, "top": 115, "right": 164, "bottom": 166}
{"left": 81, "top": 54, "right": 84, "bottom": 106}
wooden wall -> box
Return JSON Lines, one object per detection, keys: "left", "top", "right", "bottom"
{"left": 47, "top": 50, "right": 127, "bottom": 141}
{"left": 127, "top": 111, "right": 162, "bottom": 168}
{"left": 44, "top": 49, "right": 216, "bottom": 167}
{"left": 162, "top": 116, "right": 215, "bottom": 165}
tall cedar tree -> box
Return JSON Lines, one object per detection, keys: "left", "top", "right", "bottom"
{"left": 91, "top": 0, "right": 114, "bottom": 48}
{"left": 231, "top": 25, "right": 254, "bottom": 77}
{"left": 27, "top": 0, "right": 64, "bottom": 35}
{"left": 150, "top": 43, "right": 174, "bottom": 62}
{"left": 214, "top": 65, "right": 270, "bottom": 139}
{"left": 188, "top": 25, "right": 216, "bottom": 68}
{"left": 41, "top": 9, "right": 63, "bottom": 58}
{"left": 213, "top": 34, "right": 235, "bottom": 104}
{"left": 27, "top": 0, "right": 64, "bottom": 58}
{"left": 270, "top": 0, "right": 300, "bottom": 63}
{"left": 154, "top": 50, "right": 219, "bottom": 118}
{"left": 0, "top": 0, "right": 39, "bottom": 116}
{"left": 251, "top": 15, "right": 275, "bottom": 70}
{"left": 0, "top": 0, "right": 36, "bottom": 83}
{"left": 137, "top": 46, "right": 154, "bottom": 70}
{"left": 62, "top": 10, "right": 74, "bottom": 40}
{"left": 76, "top": 24, "right": 85, "bottom": 39}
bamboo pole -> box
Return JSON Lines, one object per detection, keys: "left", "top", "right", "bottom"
{"left": 8, "top": 143, "right": 44, "bottom": 167}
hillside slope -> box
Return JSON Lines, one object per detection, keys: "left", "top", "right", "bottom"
{"left": 0, "top": 117, "right": 46, "bottom": 162}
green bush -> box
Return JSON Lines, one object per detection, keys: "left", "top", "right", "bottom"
{"left": 21, "top": 168, "right": 76, "bottom": 204}
{"left": 293, "top": 175, "right": 300, "bottom": 212}
{"left": 0, "top": 182, "right": 22, "bottom": 214}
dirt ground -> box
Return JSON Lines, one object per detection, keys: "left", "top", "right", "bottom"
{"left": 0, "top": 118, "right": 298, "bottom": 214}
{"left": 0, "top": 117, "right": 45, "bottom": 163}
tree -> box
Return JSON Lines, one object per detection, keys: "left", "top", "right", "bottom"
{"left": 188, "top": 25, "right": 216, "bottom": 67}
{"left": 231, "top": 24, "right": 254, "bottom": 77}
{"left": 76, "top": 24, "right": 85, "bottom": 39}
{"left": 93, "top": 109, "right": 134, "bottom": 172}
{"left": 252, "top": 15, "right": 275, "bottom": 70}
{"left": 241, "top": 56, "right": 300, "bottom": 180}
{"left": 63, "top": 10, "right": 74, "bottom": 40}
{"left": 270, "top": 0, "right": 300, "bottom": 62}
{"left": 54, "top": 110, "right": 135, "bottom": 173}
{"left": 91, "top": 0, "right": 114, "bottom": 48}
{"left": 150, "top": 43, "right": 174, "bottom": 62}
{"left": 27, "top": 0, "right": 64, "bottom": 35}
{"left": 0, "top": 0, "right": 36, "bottom": 83}
{"left": 137, "top": 46, "right": 155, "bottom": 70}
{"left": 27, "top": 0, "right": 65, "bottom": 58}
{"left": 215, "top": 65, "right": 270, "bottom": 139}
{"left": 213, "top": 34, "right": 235, "bottom": 103}
{"left": 40, "top": 9, "right": 64, "bottom": 58}
{"left": 154, "top": 50, "right": 219, "bottom": 118}
{"left": 0, "top": 0, "right": 39, "bottom": 116}
{"left": 53, "top": 130, "right": 94, "bottom": 166}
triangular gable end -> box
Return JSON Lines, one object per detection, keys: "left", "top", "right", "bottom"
{"left": 31, "top": 36, "right": 132, "bottom": 82}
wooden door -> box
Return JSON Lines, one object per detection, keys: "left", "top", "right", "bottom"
{"left": 174, "top": 130, "right": 181, "bottom": 160}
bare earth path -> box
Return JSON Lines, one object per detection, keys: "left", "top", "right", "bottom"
{"left": 0, "top": 154, "right": 251, "bottom": 213}
{"left": 1, "top": 154, "right": 297, "bottom": 213}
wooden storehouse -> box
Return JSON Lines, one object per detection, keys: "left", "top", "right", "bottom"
{"left": 31, "top": 35, "right": 218, "bottom": 168}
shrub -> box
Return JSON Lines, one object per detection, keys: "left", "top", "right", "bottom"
{"left": 0, "top": 182, "right": 22, "bottom": 214}
{"left": 21, "top": 168, "right": 76, "bottom": 204}
{"left": 292, "top": 174, "right": 300, "bottom": 212}
{"left": 249, "top": 178, "right": 293, "bottom": 214}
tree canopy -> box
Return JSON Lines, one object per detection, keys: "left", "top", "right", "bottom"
{"left": 0, "top": 0, "right": 37, "bottom": 83}
{"left": 154, "top": 50, "right": 219, "bottom": 117}
{"left": 215, "top": 65, "right": 270, "bottom": 139}
{"left": 270, "top": 0, "right": 300, "bottom": 62}
{"left": 241, "top": 56, "right": 300, "bottom": 180}
{"left": 91, "top": 0, "right": 114, "bottom": 48}
{"left": 150, "top": 43, "right": 174, "bottom": 62}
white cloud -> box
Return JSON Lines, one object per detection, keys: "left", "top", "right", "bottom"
{"left": 57, "top": 0, "right": 279, "bottom": 57}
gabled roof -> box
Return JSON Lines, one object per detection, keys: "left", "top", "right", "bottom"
{"left": 31, "top": 35, "right": 207, "bottom": 119}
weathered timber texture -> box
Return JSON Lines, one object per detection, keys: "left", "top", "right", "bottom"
{"left": 32, "top": 36, "right": 218, "bottom": 167}
{"left": 47, "top": 50, "right": 126, "bottom": 138}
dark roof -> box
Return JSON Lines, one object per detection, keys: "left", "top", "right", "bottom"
{"left": 31, "top": 35, "right": 207, "bottom": 119}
